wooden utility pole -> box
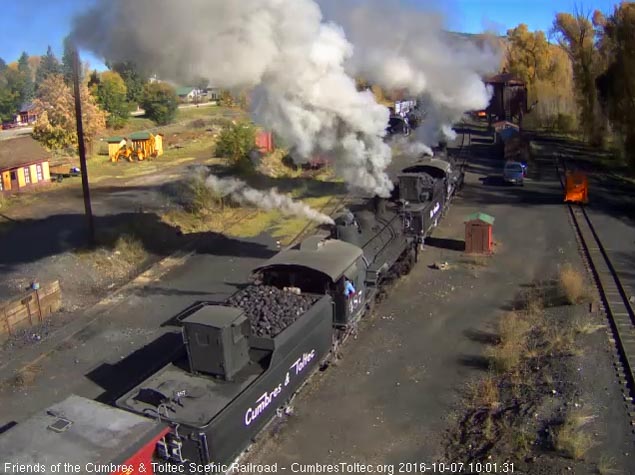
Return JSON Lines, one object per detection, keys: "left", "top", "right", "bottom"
{"left": 72, "top": 47, "right": 95, "bottom": 245}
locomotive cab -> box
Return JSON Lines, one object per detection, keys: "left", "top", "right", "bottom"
{"left": 254, "top": 236, "right": 367, "bottom": 327}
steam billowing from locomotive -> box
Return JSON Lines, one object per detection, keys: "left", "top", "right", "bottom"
{"left": 204, "top": 173, "right": 335, "bottom": 225}
{"left": 72, "top": 0, "right": 393, "bottom": 196}
{"left": 72, "top": 0, "right": 499, "bottom": 194}
{"left": 319, "top": 0, "right": 501, "bottom": 145}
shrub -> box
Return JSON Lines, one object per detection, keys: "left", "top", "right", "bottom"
{"left": 140, "top": 82, "right": 178, "bottom": 125}
{"left": 183, "top": 174, "right": 223, "bottom": 214}
{"left": 559, "top": 263, "right": 587, "bottom": 304}
{"left": 554, "top": 412, "right": 595, "bottom": 460}
{"left": 215, "top": 122, "right": 256, "bottom": 170}
{"left": 487, "top": 311, "right": 531, "bottom": 373}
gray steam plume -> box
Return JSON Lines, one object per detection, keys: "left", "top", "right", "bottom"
{"left": 320, "top": 0, "right": 502, "bottom": 145}
{"left": 72, "top": 0, "right": 393, "bottom": 197}
{"left": 204, "top": 174, "right": 334, "bottom": 225}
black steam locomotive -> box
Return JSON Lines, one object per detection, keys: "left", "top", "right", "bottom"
{"left": 0, "top": 151, "right": 465, "bottom": 473}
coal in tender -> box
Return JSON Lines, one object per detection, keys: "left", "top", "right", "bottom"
{"left": 226, "top": 285, "right": 319, "bottom": 338}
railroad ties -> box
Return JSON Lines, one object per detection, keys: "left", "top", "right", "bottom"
{"left": 558, "top": 157, "right": 635, "bottom": 432}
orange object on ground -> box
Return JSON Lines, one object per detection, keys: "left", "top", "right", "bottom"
{"left": 564, "top": 171, "right": 588, "bottom": 204}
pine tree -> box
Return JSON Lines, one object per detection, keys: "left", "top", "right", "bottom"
{"left": 17, "top": 52, "right": 34, "bottom": 105}
{"left": 35, "top": 46, "right": 61, "bottom": 87}
{"left": 0, "top": 57, "right": 7, "bottom": 73}
{"left": 61, "top": 36, "right": 75, "bottom": 86}
{"left": 108, "top": 61, "right": 146, "bottom": 104}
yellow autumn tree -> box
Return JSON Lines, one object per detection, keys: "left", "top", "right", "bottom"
{"left": 505, "top": 24, "right": 577, "bottom": 131}
{"left": 32, "top": 74, "right": 107, "bottom": 152}
{"left": 552, "top": 11, "right": 606, "bottom": 144}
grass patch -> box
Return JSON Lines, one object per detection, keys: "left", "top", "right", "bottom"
{"left": 258, "top": 150, "right": 302, "bottom": 179}
{"left": 164, "top": 175, "right": 340, "bottom": 243}
{"left": 487, "top": 311, "right": 530, "bottom": 373}
{"left": 511, "top": 426, "right": 534, "bottom": 460}
{"left": 75, "top": 227, "right": 148, "bottom": 280}
{"left": 597, "top": 456, "right": 620, "bottom": 475}
{"left": 573, "top": 314, "right": 605, "bottom": 335}
{"left": 559, "top": 263, "right": 589, "bottom": 304}
{"left": 466, "top": 374, "right": 501, "bottom": 410}
{"left": 553, "top": 411, "right": 596, "bottom": 460}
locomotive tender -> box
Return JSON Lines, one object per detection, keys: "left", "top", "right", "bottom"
{"left": 0, "top": 149, "right": 465, "bottom": 473}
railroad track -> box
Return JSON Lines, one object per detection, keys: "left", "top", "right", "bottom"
{"left": 556, "top": 157, "right": 635, "bottom": 411}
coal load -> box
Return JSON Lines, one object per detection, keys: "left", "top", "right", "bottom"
{"left": 226, "top": 285, "right": 319, "bottom": 337}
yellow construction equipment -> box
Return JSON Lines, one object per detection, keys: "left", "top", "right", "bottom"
{"left": 564, "top": 171, "right": 588, "bottom": 204}
{"left": 113, "top": 146, "right": 144, "bottom": 162}
{"left": 110, "top": 132, "right": 164, "bottom": 163}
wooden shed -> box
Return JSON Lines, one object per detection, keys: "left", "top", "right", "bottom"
{"left": 105, "top": 136, "right": 127, "bottom": 160}
{"left": 0, "top": 136, "right": 51, "bottom": 194}
{"left": 485, "top": 73, "right": 528, "bottom": 125}
{"left": 465, "top": 212, "right": 495, "bottom": 254}
{"left": 129, "top": 132, "right": 164, "bottom": 158}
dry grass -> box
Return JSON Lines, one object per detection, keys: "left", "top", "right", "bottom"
{"left": 487, "top": 311, "right": 531, "bottom": 373}
{"left": 597, "top": 455, "right": 621, "bottom": 475}
{"left": 554, "top": 411, "right": 596, "bottom": 460}
{"left": 573, "top": 314, "right": 606, "bottom": 335}
{"left": 559, "top": 263, "right": 589, "bottom": 304}
{"left": 525, "top": 293, "right": 546, "bottom": 324}
{"left": 466, "top": 375, "right": 501, "bottom": 410}
{"left": 511, "top": 426, "right": 534, "bottom": 459}
{"left": 483, "top": 413, "right": 497, "bottom": 442}
{"left": 111, "top": 234, "right": 147, "bottom": 265}
{"left": 545, "top": 323, "right": 579, "bottom": 356}
{"left": 258, "top": 150, "right": 302, "bottom": 179}
{"left": 76, "top": 231, "right": 148, "bottom": 279}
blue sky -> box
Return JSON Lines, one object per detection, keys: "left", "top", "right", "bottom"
{"left": 448, "top": 0, "right": 618, "bottom": 35}
{"left": 0, "top": 0, "right": 620, "bottom": 71}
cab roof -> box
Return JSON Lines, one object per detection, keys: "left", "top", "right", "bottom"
{"left": 254, "top": 237, "right": 362, "bottom": 282}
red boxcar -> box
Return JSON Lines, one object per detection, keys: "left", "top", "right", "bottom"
{"left": 0, "top": 394, "right": 169, "bottom": 475}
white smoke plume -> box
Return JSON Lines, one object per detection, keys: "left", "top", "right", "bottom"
{"left": 204, "top": 173, "right": 334, "bottom": 225}
{"left": 72, "top": 0, "right": 393, "bottom": 197}
{"left": 319, "top": 0, "right": 501, "bottom": 146}
{"left": 389, "top": 135, "right": 434, "bottom": 159}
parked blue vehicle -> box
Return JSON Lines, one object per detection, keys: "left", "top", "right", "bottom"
{"left": 503, "top": 160, "right": 525, "bottom": 186}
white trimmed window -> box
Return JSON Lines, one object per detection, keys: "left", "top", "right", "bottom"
{"left": 23, "top": 167, "right": 31, "bottom": 184}
{"left": 36, "top": 164, "right": 43, "bottom": 181}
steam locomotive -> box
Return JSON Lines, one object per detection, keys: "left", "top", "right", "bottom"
{"left": 0, "top": 148, "right": 465, "bottom": 473}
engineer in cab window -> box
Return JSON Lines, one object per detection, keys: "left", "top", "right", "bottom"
{"left": 344, "top": 279, "right": 356, "bottom": 298}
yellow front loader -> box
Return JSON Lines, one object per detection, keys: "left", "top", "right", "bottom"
{"left": 111, "top": 134, "right": 162, "bottom": 163}
{"left": 112, "top": 146, "right": 145, "bottom": 163}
